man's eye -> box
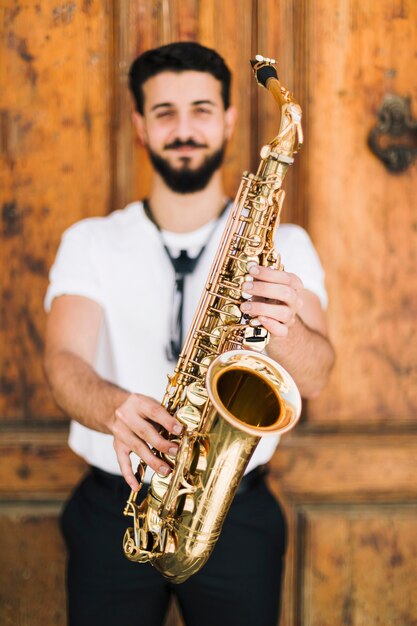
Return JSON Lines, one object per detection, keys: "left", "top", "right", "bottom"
{"left": 156, "top": 111, "right": 174, "bottom": 119}
{"left": 195, "top": 108, "right": 211, "bottom": 115}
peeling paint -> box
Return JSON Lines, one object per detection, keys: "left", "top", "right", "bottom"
{"left": 82, "top": 0, "right": 94, "bottom": 13}
{"left": 0, "top": 375, "right": 17, "bottom": 396}
{"left": 16, "top": 464, "right": 31, "bottom": 480}
{"left": 83, "top": 107, "right": 92, "bottom": 133}
{"left": 2, "top": 201, "right": 22, "bottom": 237}
{"left": 23, "top": 310, "right": 44, "bottom": 353}
{"left": 6, "top": 33, "right": 38, "bottom": 85}
{"left": 3, "top": 6, "right": 22, "bottom": 27}
{"left": 7, "top": 32, "right": 35, "bottom": 63}
{"left": 52, "top": 2, "right": 76, "bottom": 26}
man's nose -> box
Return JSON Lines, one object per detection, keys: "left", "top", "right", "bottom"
{"left": 174, "top": 113, "right": 195, "bottom": 140}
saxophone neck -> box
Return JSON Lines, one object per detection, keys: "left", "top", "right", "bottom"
{"left": 251, "top": 55, "right": 303, "bottom": 154}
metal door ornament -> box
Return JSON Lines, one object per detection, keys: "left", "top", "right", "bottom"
{"left": 368, "top": 94, "right": 417, "bottom": 173}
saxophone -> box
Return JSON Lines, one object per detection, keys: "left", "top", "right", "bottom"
{"left": 123, "top": 56, "right": 303, "bottom": 584}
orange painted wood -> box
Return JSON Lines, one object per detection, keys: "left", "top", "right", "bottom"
{"left": 270, "top": 433, "right": 417, "bottom": 502}
{"left": 0, "top": 0, "right": 112, "bottom": 420}
{"left": 256, "top": 0, "right": 302, "bottom": 224}
{"left": 300, "top": 507, "right": 417, "bottom": 625}
{"left": 1, "top": 2, "right": 417, "bottom": 626}
{"left": 0, "top": 505, "right": 67, "bottom": 625}
{"left": 2, "top": 430, "right": 416, "bottom": 501}
{"left": 304, "top": 0, "right": 417, "bottom": 426}
{"left": 0, "top": 430, "right": 87, "bottom": 497}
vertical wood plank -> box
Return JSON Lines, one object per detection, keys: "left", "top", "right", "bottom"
{"left": 0, "top": 505, "right": 67, "bottom": 625}
{"left": 300, "top": 507, "right": 417, "bottom": 626}
{"left": 304, "top": 0, "right": 417, "bottom": 426}
{"left": 256, "top": 0, "right": 301, "bottom": 224}
{"left": 0, "top": 0, "right": 112, "bottom": 420}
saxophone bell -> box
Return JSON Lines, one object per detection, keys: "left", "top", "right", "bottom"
{"left": 206, "top": 349, "right": 301, "bottom": 438}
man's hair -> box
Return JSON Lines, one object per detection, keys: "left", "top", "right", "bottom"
{"left": 128, "top": 42, "right": 232, "bottom": 114}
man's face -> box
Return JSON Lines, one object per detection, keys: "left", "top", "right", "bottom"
{"left": 133, "top": 71, "right": 235, "bottom": 193}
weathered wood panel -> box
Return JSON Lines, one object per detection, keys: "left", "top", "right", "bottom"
{"left": 0, "top": 0, "right": 112, "bottom": 421}
{"left": 0, "top": 504, "right": 67, "bottom": 626}
{"left": 1, "top": 2, "right": 417, "bottom": 626}
{"left": 256, "top": 0, "right": 304, "bottom": 225}
{"left": 270, "top": 434, "right": 417, "bottom": 503}
{"left": 0, "top": 430, "right": 87, "bottom": 498}
{"left": 304, "top": 0, "right": 417, "bottom": 427}
{"left": 299, "top": 506, "right": 417, "bottom": 625}
{"left": 2, "top": 430, "right": 416, "bottom": 502}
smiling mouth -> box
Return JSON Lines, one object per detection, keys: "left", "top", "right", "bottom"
{"left": 171, "top": 145, "right": 203, "bottom": 154}
{"left": 164, "top": 140, "right": 208, "bottom": 152}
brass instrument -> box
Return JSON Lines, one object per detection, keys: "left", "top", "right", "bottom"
{"left": 123, "top": 56, "right": 303, "bottom": 584}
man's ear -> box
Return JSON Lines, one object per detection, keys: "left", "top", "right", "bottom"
{"left": 224, "top": 105, "right": 237, "bottom": 141}
{"left": 132, "top": 111, "right": 147, "bottom": 145}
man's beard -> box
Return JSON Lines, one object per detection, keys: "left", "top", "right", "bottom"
{"left": 147, "top": 141, "right": 226, "bottom": 194}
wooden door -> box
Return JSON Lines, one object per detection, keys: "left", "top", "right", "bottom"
{"left": 0, "top": 1, "right": 110, "bottom": 623}
{"left": 271, "top": 2, "right": 417, "bottom": 624}
{"left": 1, "top": 2, "right": 416, "bottom": 625}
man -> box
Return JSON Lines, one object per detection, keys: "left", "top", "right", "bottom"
{"left": 44, "top": 42, "right": 334, "bottom": 626}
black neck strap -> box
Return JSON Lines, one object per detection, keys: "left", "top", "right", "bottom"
{"left": 142, "top": 197, "right": 231, "bottom": 275}
{"left": 142, "top": 197, "right": 231, "bottom": 361}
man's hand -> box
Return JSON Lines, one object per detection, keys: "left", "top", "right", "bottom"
{"left": 112, "top": 394, "right": 184, "bottom": 491}
{"left": 240, "top": 264, "right": 304, "bottom": 337}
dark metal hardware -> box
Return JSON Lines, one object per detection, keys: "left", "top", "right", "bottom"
{"left": 368, "top": 94, "right": 417, "bottom": 173}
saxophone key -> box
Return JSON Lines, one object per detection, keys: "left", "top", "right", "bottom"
{"left": 243, "top": 326, "right": 270, "bottom": 351}
{"left": 181, "top": 494, "right": 195, "bottom": 514}
{"left": 194, "top": 446, "right": 208, "bottom": 474}
{"left": 244, "top": 235, "right": 263, "bottom": 257}
{"left": 219, "top": 303, "right": 241, "bottom": 324}
{"left": 260, "top": 144, "right": 271, "bottom": 159}
{"left": 165, "top": 438, "right": 181, "bottom": 462}
{"left": 150, "top": 472, "right": 172, "bottom": 503}
{"left": 209, "top": 326, "right": 223, "bottom": 346}
{"left": 222, "top": 275, "right": 245, "bottom": 300}
{"left": 253, "top": 195, "right": 268, "bottom": 212}
{"left": 176, "top": 405, "right": 201, "bottom": 431}
{"left": 236, "top": 254, "right": 259, "bottom": 273}
{"left": 199, "top": 356, "right": 212, "bottom": 375}
{"left": 186, "top": 382, "right": 208, "bottom": 407}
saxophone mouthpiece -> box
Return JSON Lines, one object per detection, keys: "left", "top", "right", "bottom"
{"left": 250, "top": 55, "right": 279, "bottom": 87}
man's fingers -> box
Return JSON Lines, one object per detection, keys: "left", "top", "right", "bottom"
{"left": 132, "top": 439, "right": 171, "bottom": 476}
{"left": 117, "top": 394, "right": 183, "bottom": 436}
{"left": 257, "top": 316, "right": 289, "bottom": 337}
{"left": 146, "top": 400, "right": 184, "bottom": 435}
{"left": 242, "top": 280, "right": 300, "bottom": 306}
{"left": 114, "top": 443, "right": 140, "bottom": 491}
{"left": 248, "top": 266, "right": 304, "bottom": 291}
{"left": 241, "top": 301, "right": 296, "bottom": 324}
{"left": 114, "top": 426, "right": 172, "bottom": 480}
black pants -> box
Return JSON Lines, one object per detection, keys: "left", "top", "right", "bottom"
{"left": 61, "top": 468, "right": 287, "bottom": 626}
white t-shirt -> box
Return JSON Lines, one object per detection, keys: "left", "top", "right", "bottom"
{"left": 45, "top": 201, "right": 327, "bottom": 479}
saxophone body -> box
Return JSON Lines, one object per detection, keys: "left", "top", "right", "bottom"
{"left": 123, "top": 56, "right": 303, "bottom": 584}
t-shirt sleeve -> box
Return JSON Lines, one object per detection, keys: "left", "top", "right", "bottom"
{"left": 44, "top": 219, "right": 104, "bottom": 312}
{"left": 278, "top": 225, "right": 328, "bottom": 309}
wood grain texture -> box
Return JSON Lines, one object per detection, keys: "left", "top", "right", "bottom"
{"left": 270, "top": 433, "right": 417, "bottom": 502}
{"left": 299, "top": 506, "right": 417, "bottom": 625}
{"left": 257, "top": 0, "right": 302, "bottom": 225}
{"left": 304, "top": 0, "right": 417, "bottom": 427}
{"left": 0, "top": 504, "right": 67, "bottom": 626}
{"left": 0, "top": 430, "right": 87, "bottom": 498}
{"left": 1, "top": 3, "right": 417, "bottom": 626}
{"left": 0, "top": 0, "right": 112, "bottom": 421}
